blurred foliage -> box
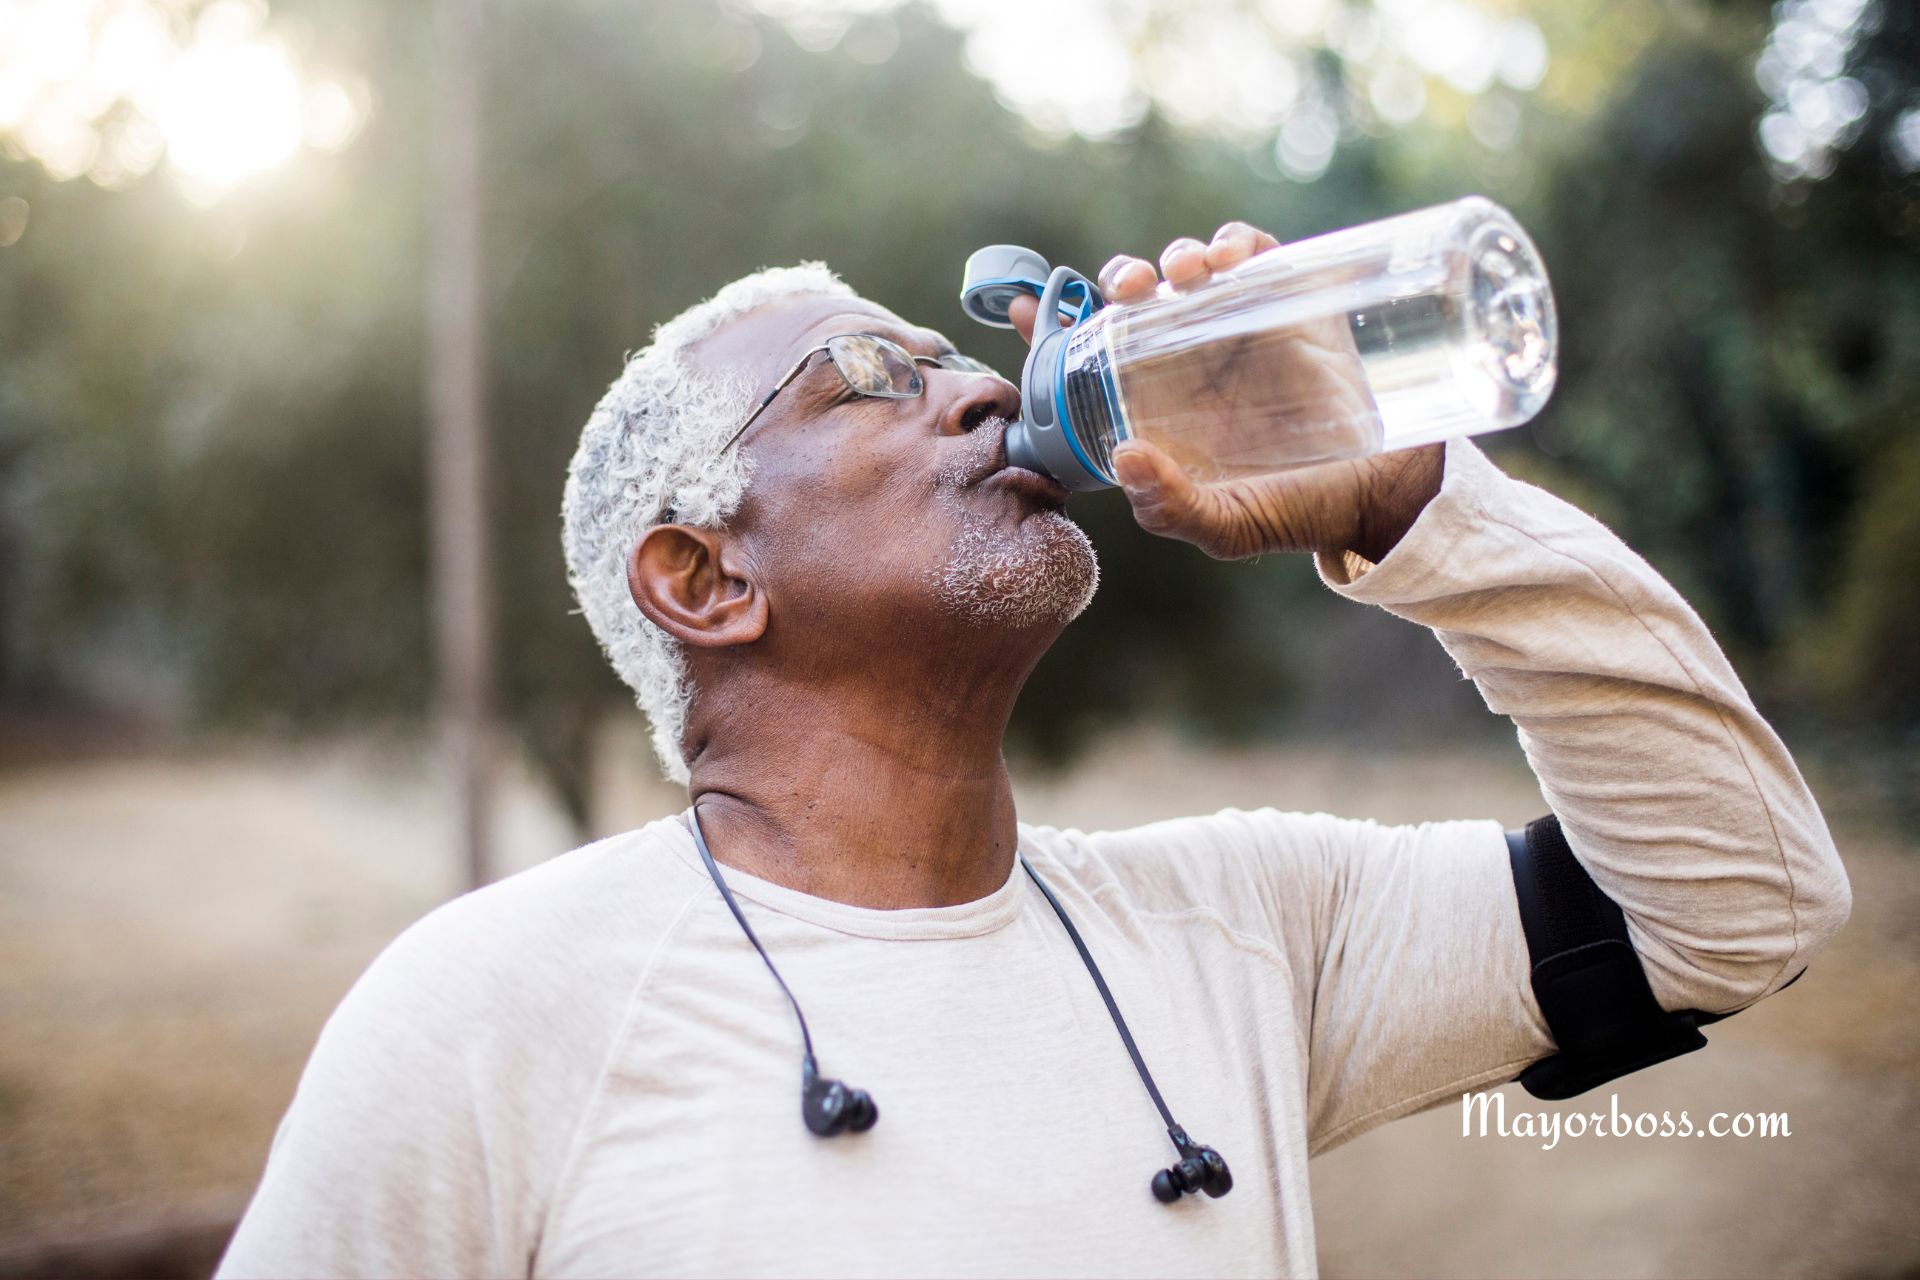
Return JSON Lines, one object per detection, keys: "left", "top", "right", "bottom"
{"left": 1, "top": 0, "right": 1916, "bottom": 826}
{"left": 1815, "top": 428, "right": 1920, "bottom": 730}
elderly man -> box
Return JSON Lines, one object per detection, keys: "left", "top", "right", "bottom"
{"left": 220, "top": 223, "right": 1849, "bottom": 1279}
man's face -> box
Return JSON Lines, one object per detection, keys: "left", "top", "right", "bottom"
{"left": 694, "top": 293, "right": 1098, "bottom": 646}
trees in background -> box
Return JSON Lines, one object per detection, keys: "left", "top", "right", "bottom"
{"left": 1, "top": 0, "right": 1913, "bottom": 829}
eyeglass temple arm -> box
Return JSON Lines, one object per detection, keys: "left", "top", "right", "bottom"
{"left": 720, "top": 349, "right": 822, "bottom": 454}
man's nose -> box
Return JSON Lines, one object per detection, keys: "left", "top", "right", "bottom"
{"left": 935, "top": 371, "right": 1022, "bottom": 437}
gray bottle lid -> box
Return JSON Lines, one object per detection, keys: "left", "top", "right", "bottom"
{"left": 959, "top": 244, "right": 1053, "bottom": 328}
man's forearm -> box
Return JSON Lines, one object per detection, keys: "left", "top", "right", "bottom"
{"left": 1316, "top": 437, "right": 1851, "bottom": 1016}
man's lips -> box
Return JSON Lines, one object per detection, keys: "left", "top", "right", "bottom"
{"left": 961, "top": 419, "right": 1071, "bottom": 509}
{"left": 981, "top": 464, "right": 1071, "bottom": 509}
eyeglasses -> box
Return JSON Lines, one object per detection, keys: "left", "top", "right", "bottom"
{"left": 719, "top": 332, "right": 998, "bottom": 455}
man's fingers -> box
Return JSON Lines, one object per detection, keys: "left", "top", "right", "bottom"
{"left": 1159, "top": 237, "right": 1211, "bottom": 290}
{"left": 1096, "top": 223, "right": 1280, "bottom": 309}
{"left": 1205, "top": 221, "right": 1279, "bottom": 272}
{"left": 1007, "top": 294, "right": 1039, "bottom": 346}
{"left": 1099, "top": 254, "right": 1158, "bottom": 302}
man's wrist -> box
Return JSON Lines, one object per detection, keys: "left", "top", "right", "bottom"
{"left": 1342, "top": 443, "right": 1446, "bottom": 565}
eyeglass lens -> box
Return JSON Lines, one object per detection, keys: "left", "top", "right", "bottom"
{"left": 821, "top": 335, "right": 1001, "bottom": 399}
{"left": 826, "top": 334, "right": 923, "bottom": 397}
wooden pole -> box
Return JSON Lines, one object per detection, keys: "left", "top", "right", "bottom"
{"left": 427, "top": 0, "right": 493, "bottom": 890}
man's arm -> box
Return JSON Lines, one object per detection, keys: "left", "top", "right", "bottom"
{"left": 1075, "top": 433, "right": 1849, "bottom": 1156}
{"left": 1032, "top": 220, "right": 1847, "bottom": 1154}
{"left": 1315, "top": 436, "right": 1849, "bottom": 1021}
{"left": 1092, "top": 225, "right": 1847, "bottom": 1020}
{"left": 1279, "top": 434, "right": 1851, "bottom": 1151}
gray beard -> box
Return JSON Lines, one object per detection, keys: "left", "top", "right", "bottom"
{"left": 926, "top": 419, "right": 1100, "bottom": 628}
{"left": 930, "top": 504, "right": 1100, "bottom": 630}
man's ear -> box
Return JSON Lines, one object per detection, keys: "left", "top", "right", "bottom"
{"left": 627, "top": 524, "right": 768, "bottom": 649}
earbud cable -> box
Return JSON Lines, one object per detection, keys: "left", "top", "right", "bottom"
{"left": 1019, "top": 854, "right": 1180, "bottom": 1136}
{"left": 689, "top": 804, "right": 818, "bottom": 1065}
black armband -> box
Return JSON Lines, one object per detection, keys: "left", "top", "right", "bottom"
{"left": 1505, "top": 815, "right": 1802, "bottom": 1100}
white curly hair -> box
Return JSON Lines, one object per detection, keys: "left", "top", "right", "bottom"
{"left": 561, "top": 262, "right": 856, "bottom": 784}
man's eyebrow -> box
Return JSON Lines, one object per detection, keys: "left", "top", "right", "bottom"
{"left": 866, "top": 322, "right": 953, "bottom": 356}
{"left": 791, "top": 316, "right": 956, "bottom": 362}
{"left": 890, "top": 328, "right": 960, "bottom": 358}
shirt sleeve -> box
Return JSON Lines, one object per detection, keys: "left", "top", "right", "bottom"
{"left": 215, "top": 906, "right": 534, "bottom": 1280}
{"left": 215, "top": 921, "right": 518, "bottom": 1274}
{"left": 215, "top": 855, "right": 654, "bottom": 1280}
{"left": 1291, "top": 435, "right": 1851, "bottom": 1150}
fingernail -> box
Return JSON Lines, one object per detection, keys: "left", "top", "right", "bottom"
{"left": 1113, "top": 447, "right": 1155, "bottom": 492}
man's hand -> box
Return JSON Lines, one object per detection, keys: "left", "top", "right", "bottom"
{"left": 1010, "top": 222, "right": 1443, "bottom": 564}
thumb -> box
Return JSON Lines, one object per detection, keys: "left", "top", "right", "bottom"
{"left": 1113, "top": 441, "right": 1270, "bottom": 558}
{"left": 1112, "top": 441, "right": 1220, "bottom": 542}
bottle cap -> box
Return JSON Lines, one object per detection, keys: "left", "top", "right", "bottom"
{"left": 959, "top": 244, "right": 1053, "bottom": 328}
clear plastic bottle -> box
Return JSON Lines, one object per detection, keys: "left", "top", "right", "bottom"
{"left": 966, "top": 197, "right": 1557, "bottom": 490}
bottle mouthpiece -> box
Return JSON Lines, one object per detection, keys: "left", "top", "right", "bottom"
{"left": 1004, "top": 419, "right": 1048, "bottom": 477}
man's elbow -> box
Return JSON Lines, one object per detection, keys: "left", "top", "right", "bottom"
{"left": 1792, "top": 831, "right": 1852, "bottom": 969}
{"left": 1661, "top": 826, "right": 1852, "bottom": 1015}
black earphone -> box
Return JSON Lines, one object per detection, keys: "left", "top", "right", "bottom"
{"left": 689, "top": 804, "right": 1233, "bottom": 1204}
{"left": 1152, "top": 1127, "right": 1235, "bottom": 1203}
{"left": 802, "top": 1057, "right": 878, "bottom": 1137}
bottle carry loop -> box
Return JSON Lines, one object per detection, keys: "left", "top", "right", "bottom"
{"left": 1505, "top": 815, "right": 1802, "bottom": 1100}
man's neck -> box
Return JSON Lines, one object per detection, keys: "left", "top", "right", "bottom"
{"left": 684, "top": 665, "right": 1026, "bottom": 910}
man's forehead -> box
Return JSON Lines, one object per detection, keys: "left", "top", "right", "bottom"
{"left": 692, "top": 293, "right": 955, "bottom": 382}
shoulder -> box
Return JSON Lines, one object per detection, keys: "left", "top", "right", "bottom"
{"left": 1017, "top": 806, "right": 1377, "bottom": 920}
{"left": 1018, "top": 807, "right": 1505, "bottom": 934}
{"left": 330, "top": 814, "right": 711, "bottom": 1055}
{"left": 219, "top": 817, "right": 715, "bottom": 1276}
{"left": 290, "top": 813, "right": 714, "bottom": 1126}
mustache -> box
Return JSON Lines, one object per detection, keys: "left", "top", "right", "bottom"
{"left": 975, "top": 415, "right": 1018, "bottom": 481}
{"left": 937, "top": 415, "right": 1017, "bottom": 488}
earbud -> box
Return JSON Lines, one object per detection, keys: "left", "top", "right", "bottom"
{"left": 1150, "top": 1128, "right": 1233, "bottom": 1203}
{"left": 802, "top": 1060, "right": 879, "bottom": 1137}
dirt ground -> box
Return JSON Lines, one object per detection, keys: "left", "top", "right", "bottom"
{"left": 1, "top": 728, "right": 1915, "bottom": 1278}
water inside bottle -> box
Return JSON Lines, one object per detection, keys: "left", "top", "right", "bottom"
{"left": 1095, "top": 214, "right": 1555, "bottom": 484}
{"left": 1105, "top": 308, "right": 1387, "bottom": 484}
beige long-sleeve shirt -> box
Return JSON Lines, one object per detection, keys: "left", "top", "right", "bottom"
{"left": 217, "top": 438, "right": 1850, "bottom": 1279}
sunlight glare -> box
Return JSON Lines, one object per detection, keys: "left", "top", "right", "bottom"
{"left": 1755, "top": 0, "right": 1880, "bottom": 181}
{"left": 0, "top": 0, "right": 368, "bottom": 202}
{"left": 150, "top": 33, "right": 303, "bottom": 195}
{"left": 749, "top": 0, "right": 1553, "bottom": 180}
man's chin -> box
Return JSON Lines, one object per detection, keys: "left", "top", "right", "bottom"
{"left": 930, "top": 507, "right": 1099, "bottom": 630}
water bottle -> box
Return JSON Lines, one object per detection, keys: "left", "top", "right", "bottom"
{"left": 959, "top": 196, "right": 1557, "bottom": 491}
